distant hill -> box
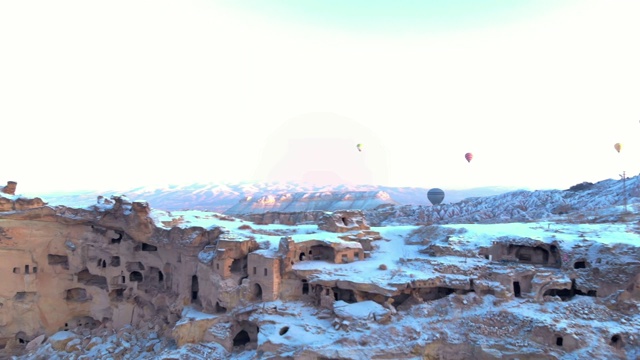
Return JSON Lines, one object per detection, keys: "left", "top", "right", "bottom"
{"left": 365, "top": 177, "right": 640, "bottom": 226}
{"left": 31, "top": 182, "right": 520, "bottom": 212}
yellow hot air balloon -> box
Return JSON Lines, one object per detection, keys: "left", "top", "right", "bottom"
{"left": 356, "top": 143, "right": 363, "bottom": 152}
{"left": 614, "top": 143, "right": 622, "bottom": 153}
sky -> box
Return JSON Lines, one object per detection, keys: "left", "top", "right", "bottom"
{"left": 2, "top": 0, "right": 640, "bottom": 193}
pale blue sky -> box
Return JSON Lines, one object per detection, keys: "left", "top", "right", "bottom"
{"left": 1, "top": 0, "right": 639, "bottom": 193}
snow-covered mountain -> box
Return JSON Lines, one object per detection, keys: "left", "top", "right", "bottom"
{"left": 18, "top": 176, "right": 638, "bottom": 227}
{"left": 33, "top": 182, "right": 519, "bottom": 213}
{"left": 224, "top": 190, "right": 397, "bottom": 215}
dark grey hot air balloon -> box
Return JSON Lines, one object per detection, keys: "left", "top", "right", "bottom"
{"left": 427, "top": 188, "right": 445, "bottom": 205}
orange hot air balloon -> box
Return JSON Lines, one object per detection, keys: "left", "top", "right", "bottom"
{"left": 614, "top": 143, "right": 622, "bottom": 153}
{"left": 465, "top": 152, "right": 473, "bottom": 163}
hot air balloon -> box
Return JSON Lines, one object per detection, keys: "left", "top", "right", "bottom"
{"left": 427, "top": 188, "right": 445, "bottom": 205}
{"left": 614, "top": 143, "right": 622, "bottom": 153}
{"left": 465, "top": 152, "right": 473, "bottom": 163}
{"left": 356, "top": 144, "right": 363, "bottom": 152}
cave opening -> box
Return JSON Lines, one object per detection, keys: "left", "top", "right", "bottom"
{"left": 233, "top": 330, "right": 250, "bottom": 347}
{"left": 513, "top": 281, "right": 521, "bottom": 298}
{"left": 110, "top": 256, "right": 120, "bottom": 267}
{"left": 141, "top": 243, "right": 157, "bottom": 251}
{"left": 66, "top": 288, "right": 89, "bottom": 302}
{"left": 253, "top": 283, "right": 263, "bottom": 301}
{"left": 15, "top": 332, "right": 27, "bottom": 345}
{"left": 611, "top": 334, "right": 623, "bottom": 348}
{"left": 391, "top": 293, "right": 412, "bottom": 308}
{"left": 332, "top": 287, "right": 357, "bottom": 303}
{"left": 109, "top": 288, "right": 125, "bottom": 301}
{"left": 543, "top": 288, "right": 572, "bottom": 301}
{"left": 129, "top": 271, "right": 143, "bottom": 282}
{"left": 111, "top": 231, "right": 123, "bottom": 244}
{"left": 191, "top": 275, "right": 199, "bottom": 301}
{"left": 417, "top": 287, "right": 456, "bottom": 301}
{"left": 231, "top": 258, "right": 245, "bottom": 273}
{"left": 48, "top": 254, "right": 69, "bottom": 269}
{"left": 77, "top": 269, "right": 108, "bottom": 290}
{"left": 215, "top": 301, "right": 227, "bottom": 313}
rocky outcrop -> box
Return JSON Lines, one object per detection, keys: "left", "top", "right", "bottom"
{"left": 317, "top": 210, "right": 370, "bottom": 233}
{"left": 0, "top": 194, "right": 223, "bottom": 353}
{"left": 0, "top": 182, "right": 46, "bottom": 211}
{"left": 237, "top": 211, "right": 325, "bottom": 225}
{"left": 1, "top": 181, "right": 17, "bottom": 195}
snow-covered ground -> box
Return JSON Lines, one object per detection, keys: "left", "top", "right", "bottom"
{"left": 6, "top": 180, "right": 640, "bottom": 359}
{"left": 11, "top": 202, "right": 640, "bottom": 359}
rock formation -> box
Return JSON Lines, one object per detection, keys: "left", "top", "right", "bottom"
{"left": 0, "top": 181, "right": 46, "bottom": 212}
{"left": 0, "top": 191, "right": 387, "bottom": 357}
{"left": 1, "top": 181, "right": 17, "bottom": 195}
{"left": 1, "top": 182, "right": 639, "bottom": 359}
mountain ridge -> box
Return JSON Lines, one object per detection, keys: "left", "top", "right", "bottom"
{"left": 31, "top": 182, "right": 522, "bottom": 212}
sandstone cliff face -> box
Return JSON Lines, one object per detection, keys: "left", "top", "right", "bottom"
{"left": 0, "top": 195, "right": 383, "bottom": 356}
{"left": 0, "top": 195, "right": 222, "bottom": 350}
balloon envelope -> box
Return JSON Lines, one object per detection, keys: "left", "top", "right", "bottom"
{"left": 465, "top": 152, "right": 473, "bottom": 163}
{"left": 427, "top": 188, "right": 445, "bottom": 205}
{"left": 614, "top": 143, "right": 622, "bottom": 153}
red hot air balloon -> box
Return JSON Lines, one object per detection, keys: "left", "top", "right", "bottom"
{"left": 465, "top": 152, "right": 473, "bottom": 163}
